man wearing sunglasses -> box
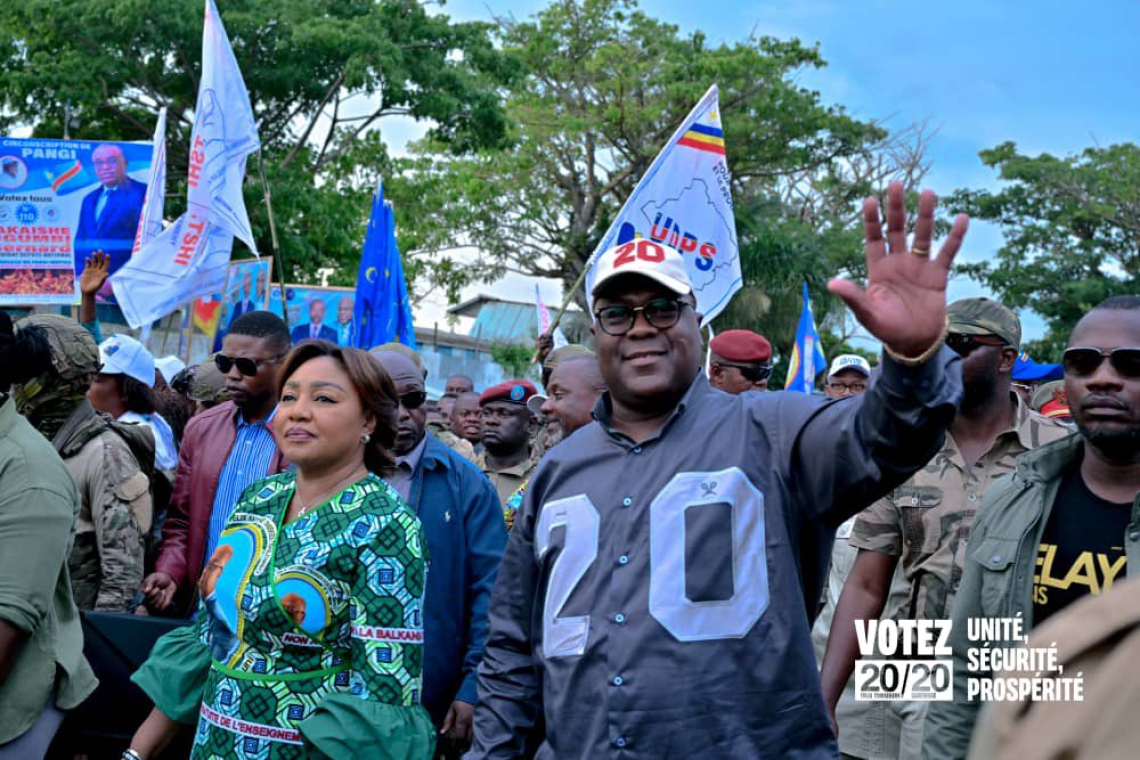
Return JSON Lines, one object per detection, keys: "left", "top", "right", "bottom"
{"left": 707, "top": 329, "right": 773, "bottom": 393}
{"left": 372, "top": 350, "right": 506, "bottom": 759}
{"left": 140, "top": 311, "right": 291, "bottom": 615}
{"left": 924, "top": 295, "right": 1140, "bottom": 758}
{"left": 471, "top": 183, "right": 970, "bottom": 759}
{"left": 822, "top": 297, "right": 1069, "bottom": 757}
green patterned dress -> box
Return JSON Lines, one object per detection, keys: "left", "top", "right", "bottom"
{"left": 133, "top": 472, "right": 435, "bottom": 759}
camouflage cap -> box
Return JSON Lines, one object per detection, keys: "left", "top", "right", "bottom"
{"left": 542, "top": 344, "right": 594, "bottom": 371}
{"left": 370, "top": 342, "right": 425, "bottom": 378}
{"left": 947, "top": 297, "right": 1020, "bottom": 349}
{"left": 187, "top": 355, "right": 231, "bottom": 404}
{"left": 16, "top": 314, "right": 99, "bottom": 386}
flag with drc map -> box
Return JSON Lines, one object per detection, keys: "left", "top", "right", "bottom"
{"left": 585, "top": 84, "right": 741, "bottom": 322}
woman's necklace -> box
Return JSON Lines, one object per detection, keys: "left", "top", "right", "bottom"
{"left": 294, "top": 468, "right": 368, "bottom": 516}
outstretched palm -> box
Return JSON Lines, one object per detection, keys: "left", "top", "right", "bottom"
{"left": 79, "top": 250, "right": 111, "bottom": 297}
{"left": 829, "top": 182, "right": 968, "bottom": 358}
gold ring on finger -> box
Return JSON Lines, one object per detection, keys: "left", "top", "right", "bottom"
{"left": 912, "top": 246, "right": 931, "bottom": 257}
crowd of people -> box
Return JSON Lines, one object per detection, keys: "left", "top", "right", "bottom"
{"left": 0, "top": 182, "right": 1137, "bottom": 760}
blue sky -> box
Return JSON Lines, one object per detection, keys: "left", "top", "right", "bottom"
{"left": 411, "top": 0, "right": 1139, "bottom": 342}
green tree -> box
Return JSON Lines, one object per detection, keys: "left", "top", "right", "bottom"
{"left": 391, "top": 0, "right": 878, "bottom": 289}
{"left": 0, "top": 0, "right": 517, "bottom": 292}
{"left": 952, "top": 141, "right": 1140, "bottom": 359}
{"left": 490, "top": 342, "right": 536, "bottom": 380}
{"left": 389, "top": 0, "right": 935, "bottom": 354}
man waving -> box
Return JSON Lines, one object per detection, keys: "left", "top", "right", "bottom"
{"left": 467, "top": 183, "right": 968, "bottom": 759}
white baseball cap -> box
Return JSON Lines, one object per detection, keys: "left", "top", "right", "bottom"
{"left": 590, "top": 240, "right": 692, "bottom": 307}
{"left": 99, "top": 334, "right": 157, "bottom": 387}
{"left": 155, "top": 356, "right": 187, "bottom": 385}
{"left": 827, "top": 354, "right": 872, "bottom": 380}
{"left": 527, "top": 394, "right": 548, "bottom": 417}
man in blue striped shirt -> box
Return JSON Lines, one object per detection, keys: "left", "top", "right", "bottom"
{"left": 141, "top": 312, "right": 291, "bottom": 614}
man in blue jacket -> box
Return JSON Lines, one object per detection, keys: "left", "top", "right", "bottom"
{"left": 74, "top": 144, "right": 147, "bottom": 277}
{"left": 373, "top": 349, "right": 507, "bottom": 759}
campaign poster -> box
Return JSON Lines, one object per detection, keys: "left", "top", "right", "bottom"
{"left": 268, "top": 284, "right": 356, "bottom": 347}
{"left": 0, "top": 137, "right": 152, "bottom": 305}
{"left": 208, "top": 259, "right": 273, "bottom": 351}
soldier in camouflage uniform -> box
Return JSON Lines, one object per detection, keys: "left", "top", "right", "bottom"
{"left": 819, "top": 298, "right": 1070, "bottom": 759}
{"left": 12, "top": 315, "right": 150, "bottom": 612}
{"left": 429, "top": 417, "right": 479, "bottom": 463}
{"left": 474, "top": 380, "right": 539, "bottom": 530}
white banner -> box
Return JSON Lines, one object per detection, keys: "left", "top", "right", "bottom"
{"left": 112, "top": 0, "right": 260, "bottom": 327}
{"left": 535, "top": 283, "right": 567, "bottom": 349}
{"left": 130, "top": 108, "right": 167, "bottom": 257}
{"left": 586, "top": 84, "right": 741, "bottom": 323}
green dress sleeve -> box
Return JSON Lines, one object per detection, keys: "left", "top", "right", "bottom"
{"left": 130, "top": 622, "right": 210, "bottom": 725}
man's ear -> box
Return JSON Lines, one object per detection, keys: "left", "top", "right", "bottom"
{"left": 999, "top": 347, "right": 1018, "bottom": 374}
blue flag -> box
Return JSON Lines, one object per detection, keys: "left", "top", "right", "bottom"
{"left": 784, "top": 283, "right": 827, "bottom": 393}
{"left": 352, "top": 182, "right": 417, "bottom": 349}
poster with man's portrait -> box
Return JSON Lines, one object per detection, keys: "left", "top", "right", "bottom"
{"left": 268, "top": 285, "right": 356, "bottom": 347}
{"left": 0, "top": 137, "right": 152, "bottom": 305}
{"left": 209, "top": 259, "right": 273, "bottom": 351}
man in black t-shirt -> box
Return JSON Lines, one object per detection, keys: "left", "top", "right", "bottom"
{"left": 1033, "top": 462, "right": 1133, "bottom": 623}
{"left": 924, "top": 295, "right": 1140, "bottom": 758}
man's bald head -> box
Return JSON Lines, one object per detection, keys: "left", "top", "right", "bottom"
{"left": 541, "top": 355, "right": 607, "bottom": 436}
{"left": 371, "top": 351, "right": 424, "bottom": 392}
{"left": 554, "top": 356, "right": 605, "bottom": 390}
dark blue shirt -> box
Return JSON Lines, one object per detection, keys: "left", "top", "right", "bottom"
{"left": 470, "top": 349, "right": 963, "bottom": 759}
{"left": 407, "top": 435, "right": 507, "bottom": 725}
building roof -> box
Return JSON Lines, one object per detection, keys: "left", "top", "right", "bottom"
{"left": 447, "top": 294, "right": 582, "bottom": 345}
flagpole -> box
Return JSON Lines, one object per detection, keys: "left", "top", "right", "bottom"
{"left": 530, "top": 256, "right": 594, "bottom": 364}
{"left": 257, "top": 150, "right": 291, "bottom": 332}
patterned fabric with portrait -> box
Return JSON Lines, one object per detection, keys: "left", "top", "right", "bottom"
{"left": 132, "top": 471, "right": 433, "bottom": 759}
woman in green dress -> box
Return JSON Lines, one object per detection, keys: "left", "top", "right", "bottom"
{"left": 124, "top": 341, "right": 434, "bottom": 759}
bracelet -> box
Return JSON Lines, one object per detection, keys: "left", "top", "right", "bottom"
{"left": 122, "top": 750, "right": 144, "bottom": 760}
{"left": 882, "top": 317, "right": 949, "bottom": 367}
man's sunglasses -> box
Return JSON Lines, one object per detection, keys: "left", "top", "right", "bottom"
{"left": 718, "top": 361, "right": 773, "bottom": 382}
{"left": 399, "top": 390, "right": 427, "bottom": 410}
{"left": 946, "top": 333, "right": 1006, "bottom": 356}
{"left": 1063, "top": 347, "right": 1140, "bottom": 378}
{"left": 214, "top": 353, "right": 282, "bottom": 377}
{"left": 594, "top": 298, "right": 689, "bottom": 336}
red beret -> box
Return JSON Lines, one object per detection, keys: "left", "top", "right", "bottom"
{"left": 479, "top": 379, "right": 538, "bottom": 407}
{"left": 709, "top": 329, "right": 772, "bottom": 363}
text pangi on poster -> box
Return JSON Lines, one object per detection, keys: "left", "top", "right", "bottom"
{"left": 0, "top": 137, "right": 152, "bottom": 305}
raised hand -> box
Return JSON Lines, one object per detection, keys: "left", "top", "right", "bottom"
{"left": 828, "top": 182, "right": 968, "bottom": 358}
{"left": 79, "top": 250, "right": 111, "bottom": 297}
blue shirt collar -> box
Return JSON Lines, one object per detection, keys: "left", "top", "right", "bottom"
{"left": 235, "top": 405, "right": 278, "bottom": 428}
